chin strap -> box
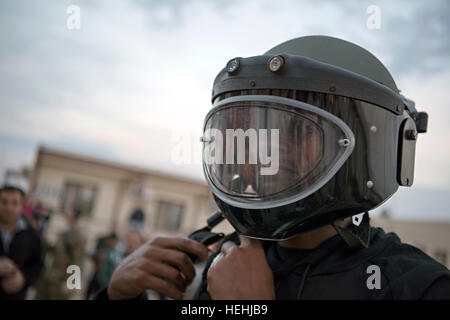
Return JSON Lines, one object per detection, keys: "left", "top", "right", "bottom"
{"left": 332, "top": 212, "right": 371, "bottom": 250}
{"left": 186, "top": 211, "right": 225, "bottom": 261}
{"left": 190, "top": 210, "right": 372, "bottom": 252}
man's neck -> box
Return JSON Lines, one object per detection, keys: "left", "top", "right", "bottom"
{"left": 279, "top": 218, "right": 350, "bottom": 249}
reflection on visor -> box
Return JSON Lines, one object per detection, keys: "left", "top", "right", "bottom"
{"left": 202, "top": 95, "right": 355, "bottom": 209}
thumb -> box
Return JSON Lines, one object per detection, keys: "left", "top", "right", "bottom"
{"left": 239, "top": 235, "right": 262, "bottom": 248}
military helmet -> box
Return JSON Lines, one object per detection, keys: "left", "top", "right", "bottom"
{"left": 201, "top": 36, "right": 428, "bottom": 241}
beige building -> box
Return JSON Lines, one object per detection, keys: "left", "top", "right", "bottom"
{"left": 29, "top": 146, "right": 233, "bottom": 260}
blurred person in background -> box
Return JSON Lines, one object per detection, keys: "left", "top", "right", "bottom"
{"left": 35, "top": 206, "right": 86, "bottom": 300}
{"left": 85, "top": 232, "right": 118, "bottom": 299}
{"left": 22, "top": 197, "right": 33, "bottom": 221}
{"left": 88, "top": 210, "right": 150, "bottom": 299}
{"left": 128, "top": 207, "right": 145, "bottom": 231}
{"left": 95, "top": 228, "right": 145, "bottom": 293}
{"left": 31, "top": 207, "right": 52, "bottom": 236}
{"left": 26, "top": 201, "right": 52, "bottom": 237}
{"left": 0, "top": 185, "right": 44, "bottom": 300}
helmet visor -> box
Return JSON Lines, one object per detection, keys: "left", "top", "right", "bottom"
{"left": 202, "top": 95, "right": 355, "bottom": 209}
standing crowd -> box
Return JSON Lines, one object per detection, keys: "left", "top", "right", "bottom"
{"left": 0, "top": 183, "right": 146, "bottom": 300}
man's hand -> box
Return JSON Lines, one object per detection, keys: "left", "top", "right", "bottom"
{"left": 107, "top": 236, "right": 209, "bottom": 300}
{"left": 0, "top": 257, "right": 16, "bottom": 277}
{"left": 1, "top": 270, "right": 26, "bottom": 294}
{"left": 0, "top": 257, "right": 26, "bottom": 294}
{"left": 207, "top": 235, "right": 275, "bottom": 300}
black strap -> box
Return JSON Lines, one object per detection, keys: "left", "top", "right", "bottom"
{"left": 188, "top": 229, "right": 225, "bottom": 246}
{"left": 332, "top": 212, "right": 371, "bottom": 250}
{"left": 192, "top": 232, "right": 240, "bottom": 300}
{"left": 186, "top": 228, "right": 225, "bottom": 262}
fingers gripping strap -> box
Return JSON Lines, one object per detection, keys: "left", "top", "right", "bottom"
{"left": 192, "top": 232, "right": 240, "bottom": 300}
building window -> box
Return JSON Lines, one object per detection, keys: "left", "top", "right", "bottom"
{"left": 61, "top": 181, "right": 97, "bottom": 217}
{"left": 154, "top": 200, "right": 185, "bottom": 232}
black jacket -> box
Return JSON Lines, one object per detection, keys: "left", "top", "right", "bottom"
{"left": 0, "top": 216, "right": 44, "bottom": 300}
{"left": 95, "top": 226, "right": 450, "bottom": 300}
{"left": 193, "top": 227, "right": 450, "bottom": 300}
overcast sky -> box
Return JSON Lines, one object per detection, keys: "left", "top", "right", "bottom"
{"left": 0, "top": 0, "right": 449, "bottom": 221}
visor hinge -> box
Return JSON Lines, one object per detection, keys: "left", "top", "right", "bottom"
{"left": 332, "top": 212, "right": 371, "bottom": 250}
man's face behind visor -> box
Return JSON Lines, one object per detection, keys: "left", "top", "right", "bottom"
{"left": 202, "top": 95, "right": 355, "bottom": 210}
